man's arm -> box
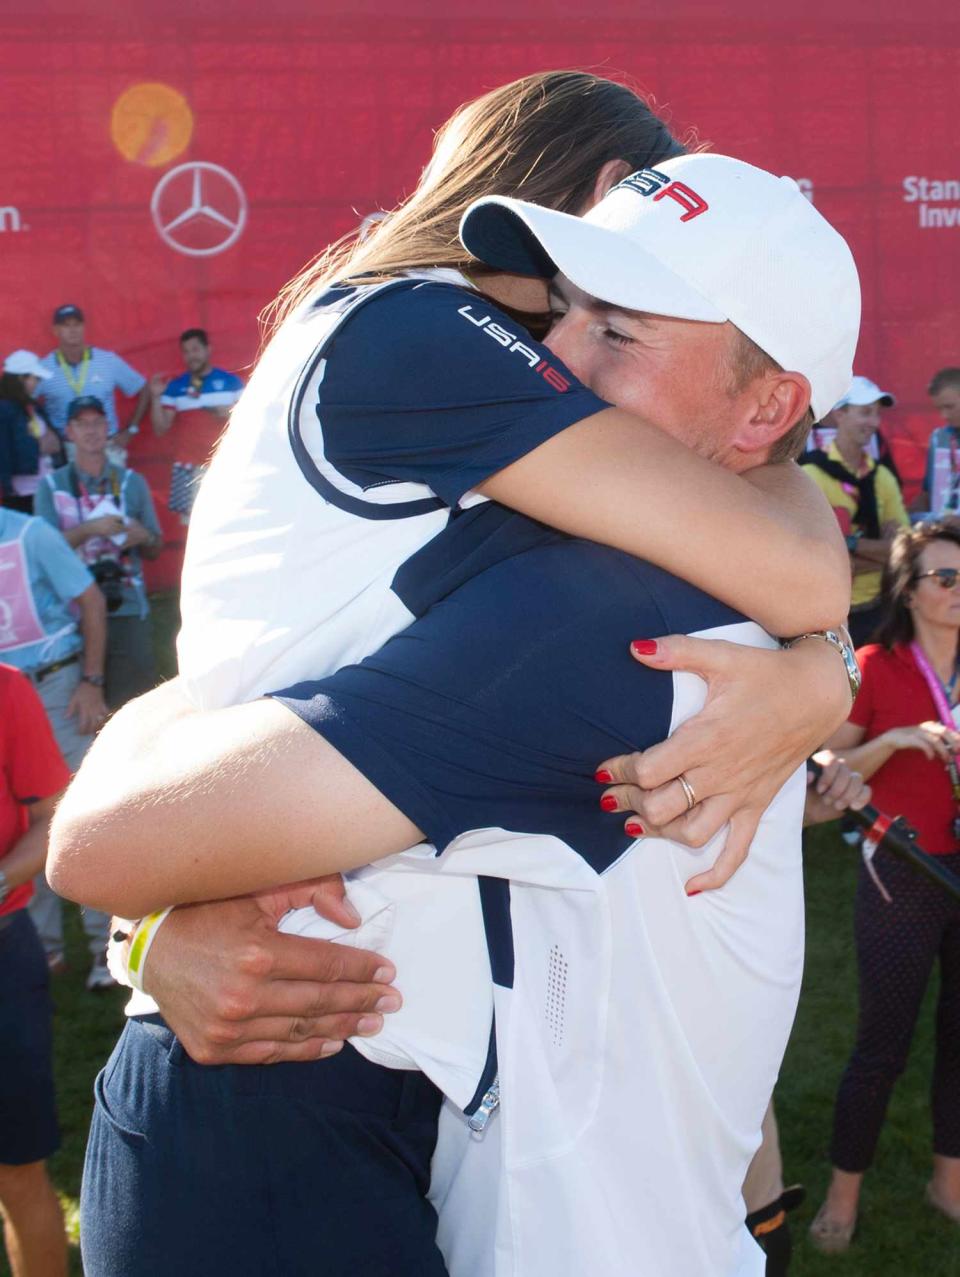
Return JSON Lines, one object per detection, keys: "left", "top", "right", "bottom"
{"left": 121, "top": 473, "right": 164, "bottom": 560}
{"left": 135, "top": 888, "right": 402, "bottom": 1065}
{"left": 128, "top": 381, "right": 151, "bottom": 429}
{"left": 48, "top": 681, "right": 422, "bottom": 918}
{"left": 149, "top": 374, "right": 176, "bottom": 436}
{"left": 67, "top": 583, "right": 108, "bottom": 732}
{"left": 111, "top": 358, "right": 150, "bottom": 446}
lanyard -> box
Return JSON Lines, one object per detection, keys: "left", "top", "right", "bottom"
{"left": 910, "top": 640, "right": 960, "bottom": 803}
{"left": 55, "top": 347, "right": 91, "bottom": 395}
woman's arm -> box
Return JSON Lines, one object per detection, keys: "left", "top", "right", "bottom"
{"left": 479, "top": 409, "right": 849, "bottom": 635}
{"left": 47, "top": 682, "right": 422, "bottom": 919}
{"left": 825, "top": 718, "right": 958, "bottom": 780}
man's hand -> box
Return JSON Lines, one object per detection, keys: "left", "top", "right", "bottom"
{"left": 143, "top": 880, "right": 402, "bottom": 1065}
{"left": 804, "top": 749, "right": 870, "bottom": 827}
{"left": 88, "top": 514, "right": 127, "bottom": 539}
{"left": 67, "top": 678, "right": 108, "bottom": 733}
{"left": 120, "top": 517, "right": 153, "bottom": 549}
{"left": 149, "top": 372, "right": 168, "bottom": 399}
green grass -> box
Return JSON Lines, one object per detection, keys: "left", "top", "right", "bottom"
{"left": 4, "top": 601, "right": 958, "bottom": 1272}
{"left": 782, "top": 832, "right": 960, "bottom": 1276}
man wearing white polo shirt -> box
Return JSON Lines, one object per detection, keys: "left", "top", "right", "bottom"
{"left": 40, "top": 305, "right": 149, "bottom": 460}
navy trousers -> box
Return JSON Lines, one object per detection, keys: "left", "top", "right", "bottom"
{"left": 81, "top": 1015, "right": 449, "bottom": 1276}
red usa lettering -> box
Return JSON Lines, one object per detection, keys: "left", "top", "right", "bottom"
{"left": 652, "top": 180, "right": 709, "bottom": 222}
{"left": 457, "top": 305, "right": 570, "bottom": 391}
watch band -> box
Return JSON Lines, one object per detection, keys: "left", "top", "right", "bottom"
{"left": 81, "top": 673, "right": 106, "bottom": 687}
{"left": 782, "top": 626, "right": 862, "bottom": 702}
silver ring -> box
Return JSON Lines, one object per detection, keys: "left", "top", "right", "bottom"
{"left": 678, "top": 773, "right": 697, "bottom": 812}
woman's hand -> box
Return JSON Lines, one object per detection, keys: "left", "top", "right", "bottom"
{"left": 594, "top": 634, "right": 852, "bottom": 893}
{"left": 884, "top": 722, "right": 960, "bottom": 764}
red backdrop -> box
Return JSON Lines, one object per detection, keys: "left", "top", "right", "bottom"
{"left": 3, "top": 1, "right": 959, "bottom": 588}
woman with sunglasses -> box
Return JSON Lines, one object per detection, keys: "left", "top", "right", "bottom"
{"left": 810, "top": 519, "right": 960, "bottom": 1253}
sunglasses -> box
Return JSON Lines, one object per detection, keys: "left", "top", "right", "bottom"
{"left": 915, "top": 568, "right": 960, "bottom": 590}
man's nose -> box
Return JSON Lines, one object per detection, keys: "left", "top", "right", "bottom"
{"left": 543, "top": 313, "right": 591, "bottom": 382}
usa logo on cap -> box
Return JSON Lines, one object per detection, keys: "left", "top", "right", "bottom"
{"left": 613, "top": 169, "right": 709, "bottom": 223}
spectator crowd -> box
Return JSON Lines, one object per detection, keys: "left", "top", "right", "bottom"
{"left": 2, "top": 303, "right": 960, "bottom": 1276}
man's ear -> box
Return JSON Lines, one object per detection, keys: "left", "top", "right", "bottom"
{"left": 587, "top": 159, "right": 633, "bottom": 210}
{"left": 733, "top": 372, "right": 811, "bottom": 455}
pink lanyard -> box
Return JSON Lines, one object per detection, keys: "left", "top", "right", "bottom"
{"left": 864, "top": 643, "right": 960, "bottom": 902}
{"left": 910, "top": 641, "right": 958, "bottom": 730}
{"left": 909, "top": 640, "right": 960, "bottom": 811}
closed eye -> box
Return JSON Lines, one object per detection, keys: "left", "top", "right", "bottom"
{"left": 603, "top": 327, "right": 633, "bottom": 348}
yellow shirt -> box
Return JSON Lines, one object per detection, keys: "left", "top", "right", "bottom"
{"left": 802, "top": 442, "right": 909, "bottom": 608}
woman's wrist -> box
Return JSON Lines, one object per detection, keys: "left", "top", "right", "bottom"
{"left": 782, "top": 628, "right": 861, "bottom": 705}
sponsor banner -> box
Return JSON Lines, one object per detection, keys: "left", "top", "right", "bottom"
{"left": 1, "top": 5, "right": 958, "bottom": 586}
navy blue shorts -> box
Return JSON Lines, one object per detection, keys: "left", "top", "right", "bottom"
{"left": 81, "top": 1016, "right": 448, "bottom": 1276}
{"left": 0, "top": 909, "right": 59, "bottom": 1165}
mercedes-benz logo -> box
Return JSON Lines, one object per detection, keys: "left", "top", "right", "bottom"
{"left": 151, "top": 161, "right": 247, "bottom": 257}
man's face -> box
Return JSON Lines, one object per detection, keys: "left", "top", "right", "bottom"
{"left": 834, "top": 401, "right": 882, "bottom": 452}
{"left": 55, "top": 317, "right": 85, "bottom": 350}
{"left": 543, "top": 278, "right": 752, "bottom": 469}
{"left": 181, "top": 337, "right": 210, "bottom": 374}
{"left": 67, "top": 409, "right": 108, "bottom": 454}
{"left": 933, "top": 386, "right": 960, "bottom": 430}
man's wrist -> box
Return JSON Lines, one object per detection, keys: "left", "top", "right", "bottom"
{"left": 80, "top": 672, "right": 106, "bottom": 687}
{"left": 127, "top": 908, "right": 174, "bottom": 992}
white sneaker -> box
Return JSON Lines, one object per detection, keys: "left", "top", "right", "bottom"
{"left": 85, "top": 957, "right": 116, "bottom": 992}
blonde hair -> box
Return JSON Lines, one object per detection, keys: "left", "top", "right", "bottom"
{"left": 266, "top": 70, "right": 688, "bottom": 332}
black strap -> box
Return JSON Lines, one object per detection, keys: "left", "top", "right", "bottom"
{"left": 805, "top": 449, "right": 881, "bottom": 539}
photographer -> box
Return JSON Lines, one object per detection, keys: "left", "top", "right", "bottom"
{"left": 34, "top": 396, "right": 162, "bottom": 711}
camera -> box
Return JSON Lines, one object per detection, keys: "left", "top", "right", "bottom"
{"left": 90, "top": 558, "right": 126, "bottom": 613}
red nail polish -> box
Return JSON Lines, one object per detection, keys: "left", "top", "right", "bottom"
{"left": 687, "top": 889, "right": 702, "bottom": 898}
{"left": 600, "top": 795, "right": 619, "bottom": 812}
{"left": 594, "top": 769, "right": 614, "bottom": 784}
{"left": 631, "top": 639, "right": 658, "bottom": 656}
{"left": 625, "top": 820, "right": 645, "bottom": 837}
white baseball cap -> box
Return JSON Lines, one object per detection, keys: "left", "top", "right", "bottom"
{"left": 460, "top": 153, "right": 861, "bottom": 422}
{"left": 3, "top": 350, "right": 51, "bottom": 380}
{"left": 834, "top": 374, "right": 895, "bottom": 410}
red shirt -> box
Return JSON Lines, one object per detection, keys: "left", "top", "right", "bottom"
{"left": 850, "top": 643, "right": 959, "bottom": 854}
{"left": 1, "top": 663, "right": 71, "bottom": 915}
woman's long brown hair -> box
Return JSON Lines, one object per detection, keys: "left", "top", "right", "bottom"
{"left": 265, "top": 70, "right": 690, "bottom": 334}
{"left": 874, "top": 519, "right": 960, "bottom": 650}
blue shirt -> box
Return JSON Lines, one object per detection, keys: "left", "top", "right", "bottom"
{"left": 39, "top": 347, "right": 146, "bottom": 434}
{"left": 34, "top": 464, "right": 161, "bottom": 619}
{"left": 178, "top": 276, "right": 609, "bottom": 709}
{"left": 160, "top": 367, "right": 244, "bottom": 414}
{"left": 924, "top": 424, "right": 960, "bottom": 503}
{"left": 0, "top": 509, "right": 92, "bottom": 671}
{"left": 274, "top": 505, "right": 744, "bottom": 872}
